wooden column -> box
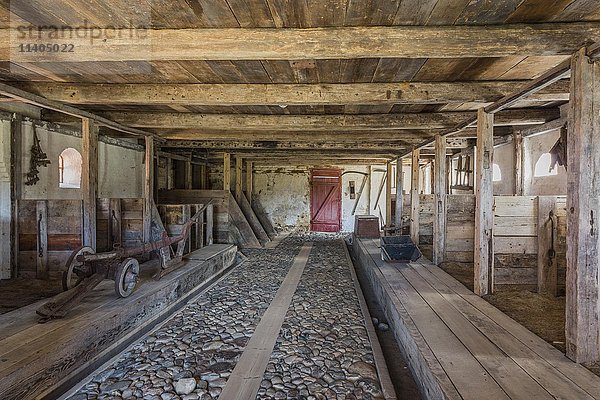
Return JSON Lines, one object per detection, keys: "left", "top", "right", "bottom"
{"left": 367, "top": 166, "right": 372, "bottom": 214}
{"left": 223, "top": 152, "right": 231, "bottom": 192}
{"left": 474, "top": 109, "right": 494, "bottom": 296}
{"left": 385, "top": 161, "right": 393, "bottom": 230}
{"left": 395, "top": 158, "right": 403, "bottom": 234}
{"left": 82, "top": 118, "right": 98, "bottom": 249}
{"left": 433, "top": 135, "right": 447, "bottom": 265}
{"left": 235, "top": 156, "right": 243, "bottom": 203}
{"left": 513, "top": 131, "right": 523, "bottom": 195}
{"left": 565, "top": 47, "right": 600, "bottom": 364}
{"left": 410, "top": 149, "right": 420, "bottom": 244}
{"left": 143, "top": 136, "right": 154, "bottom": 243}
{"left": 184, "top": 160, "right": 192, "bottom": 189}
{"left": 246, "top": 160, "right": 253, "bottom": 206}
{"left": 10, "top": 114, "right": 22, "bottom": 278}
{"left": 538, "top": 196, "right": 558, "bottom": 296}
{"left": 36, "top": 200, "right": 48, "bottom": 279}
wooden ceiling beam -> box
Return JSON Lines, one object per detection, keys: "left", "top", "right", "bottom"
{"left": 2, "top": 24, "right": 599, "bottom": 61}
{"left": 100, "top": 109, "right": 558, "bottom": 131}
{"left": 14, "top": 81, "right": 569, "bottom": 106}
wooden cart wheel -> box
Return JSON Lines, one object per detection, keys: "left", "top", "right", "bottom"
{"left": 62, "top": 246, "right": 95, "bottom": 291}
{"left": 115, "top": 258, "right": 140, "bottom": 298}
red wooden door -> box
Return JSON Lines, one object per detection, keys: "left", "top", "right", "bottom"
{"left": 310, "top": 169, "right": 342, "bottom": 232}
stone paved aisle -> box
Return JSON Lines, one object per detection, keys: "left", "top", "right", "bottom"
{"left": 68, "top": 234, "right": 384, "bottom": 400}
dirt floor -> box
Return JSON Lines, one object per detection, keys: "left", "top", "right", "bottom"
{"left": 0, "top": 278, "right": 63, "bottom": 314}
{"left": 440, "top": 261, "right": 600, "bottom": 377}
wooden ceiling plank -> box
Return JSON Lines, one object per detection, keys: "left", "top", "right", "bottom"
{"left": 506, "top": 0, "right": 576, "bottom": 23}
{"left": 455, "top": 0, "right": 528, "bottom": 25}
{"left": 425, "top": 0, "right": 472, "bottom": 25}
{"left": 393, "top": 0, "right": 439, "bottom": 25}
{"left": 224, "top": 0, "right": 275, "bottom": 27}
{"left": 3, "top": 24, "right": 599, "bottom": 62}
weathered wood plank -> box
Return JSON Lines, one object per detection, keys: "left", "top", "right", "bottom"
{"left": 565, "top": 47, "right": 600, "bottom": 364}
{"left": 410, "top": 149, "right": 420, "bottom": 245}
{"left": 3, "top": 24, "right": 600, "bottom": 62}
{"left": 474, "top": 109, "right": 494, "bottom": 296}
{"left": 81, "top": 118, "right": 97, "bottom": 249}
{"left": 102, "top": 109, "right": 558, "bottom": 131}
{"left": 538, "top": 196, "right": 558, "bottom": 296}
{"left": 433, "top": 135, "right": 447, "bottom": 265}
{"left": 15, "top": 81, "right": 570, "bottom": 106}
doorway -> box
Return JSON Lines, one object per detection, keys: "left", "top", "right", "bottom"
{"left": 310, "top": 169, "right": 342, "bottom": 232}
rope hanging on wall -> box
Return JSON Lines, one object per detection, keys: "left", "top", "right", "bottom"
{"left": 25, "top": 127, "right": 51, "bottom": 186}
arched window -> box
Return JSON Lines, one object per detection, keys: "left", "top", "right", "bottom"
{"left": 58, "top": 148, "right": 82, "bottom": 189}
{"left": 534, "top": 153, "right": 558, "bottom": 178}
{"left": 492, "top": 163, "right": 502, "bottom": 182}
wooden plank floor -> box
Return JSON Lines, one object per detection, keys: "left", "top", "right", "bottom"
{"left": 355, "top": 238, "right": 600, "bottom": 400}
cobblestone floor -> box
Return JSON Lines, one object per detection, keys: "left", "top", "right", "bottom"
{"left": 69, "top": 234, "right": 383, "bottom": 400}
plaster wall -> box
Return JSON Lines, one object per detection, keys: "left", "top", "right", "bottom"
{"left": 20, "top": 122, "right": 143, "bottom": 200}
{"left": 523, "top": 129, "right": 567, "bottom": 195}
{"left": 251, "top": 164, "right": 387, "bottom": 232}
{"left": 493, "top": 142, "right": 515, "bottom": 195}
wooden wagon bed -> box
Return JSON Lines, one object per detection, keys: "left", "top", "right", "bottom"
{"left": 353, "top": 238, "right": 600, "bottom": 400}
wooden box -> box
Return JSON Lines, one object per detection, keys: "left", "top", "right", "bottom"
{"left": 354, "top": 215, "right": 380, "bottom": 238}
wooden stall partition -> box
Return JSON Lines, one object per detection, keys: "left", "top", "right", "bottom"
{"left": 418, "top": 194, "right": 434, "bottom": 260}
{"left": 493, "top": 196, "right": 538, "bottom": 290}
{"left": 157, "top": 190, "right": 227, "bottom": 244}
{"left": 96, "top": 198, "right": 144, "bottom": 252}
{"left": 445, "top": 194, "right": 475, "bottom": 264}
{"left": 157, "top": 203, "right": 213, "bottom": 253}
{"left": 17, "top": 200, "right": 83, "bottom": 279}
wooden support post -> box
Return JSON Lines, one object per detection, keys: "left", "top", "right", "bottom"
{"left": 538, "top": 196, "right": 558, "bottom": 296}
{"left": 395, "top": 158, "right": 403, "bottom": 235}
{"left": 385, "top": 161, "right": 393, "bottom": 232}
{"left": 36, "top": 200, "right": 48, "bottom": 279}
{"left": 206, "top": 204, "right": 214, "bottom": 245}
{"left": 246, "top": 160, "right": 253, "bottom": 206}
{"left": 433, "top": 135, "right": 447, "bottom": 265}
{"left": 235, "top": 156, "right": 243, "bottom": 204}
{"left": 565, "top": 47, "right": 600, "bottom": 364}
{"left": 184, "top": 161, "right": 192, "bottom": 189}
{"left": 410, "top": 149, "right": 420, "bottom": 245}
{"left": 10, "top": 114, "right": 22, "bottom": 278}
{"left": 82, "top": 118, "right": 98, "bottom": 249}
{"left": 223, "top": 152, "right": 231, "bottom": 192}
{"left": 143, "top": 136, "right": 154, "bottom": 243}
{"left": 474, "top": 109, "right": 494, "bottom": 296}
{"left": 514, "top": 131, "right": 523, "bottom": 195}
{"left": 367, "top": 166, "right": 372, "bottom": 214}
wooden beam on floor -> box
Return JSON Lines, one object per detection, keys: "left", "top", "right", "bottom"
{"left": 565, "top": 47, "right": 600, "bottom": 364}
{"left": 474, "top": 109, "right": 495, "bottom": 296}
{"left": 433, "top": 135, "right": 447, "bottom": 266}
{"left": 410, "top": 149, "right": 420, "bottom": 245}
{"left": 15, "top": 81, "right": 570, "bottom": 106}
{"left": 82, "top": 118, "right": 98, "bottom": 249}
{"left": 2, "top": 23, "right": 598, "bottom": 61}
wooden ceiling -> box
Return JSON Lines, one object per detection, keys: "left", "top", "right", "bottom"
{"left": 0, "top": 0, "right": 599, "bottom": 164}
